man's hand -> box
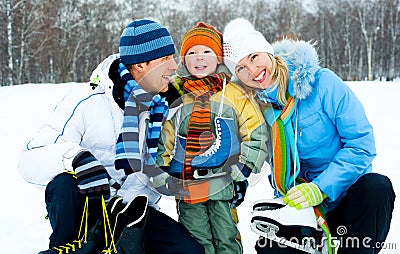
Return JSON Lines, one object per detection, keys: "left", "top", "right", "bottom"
{"left": 72, "top": 151, "right": 110, "bottom": 199}
{"left": 153, "top": 172, "right": 188, "bottom": 196}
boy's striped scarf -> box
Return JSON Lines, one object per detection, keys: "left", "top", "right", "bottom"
{"left": 179, "top": 73, "right": 226, "bottom": 204}
{"left": 258, "top": 93, "right": 335, "bottom": 253}
{"left": 181, "top": 73, "right": 226, "bottom": 180}
{"left": 115, "top": 62, "right": 169, "bottom": 176}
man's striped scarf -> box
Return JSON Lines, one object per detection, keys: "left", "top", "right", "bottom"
{"left": 115, "top": 62, "right": 169, "bottom": 176}
{"left": 258, "top": 92, "right": 335, "bottom": 253}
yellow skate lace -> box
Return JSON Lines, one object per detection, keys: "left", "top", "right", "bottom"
{"left": 101, "top": 196, "right": 117, "bottom": 253}
{"left": 49, "top": 196, "right": 117, "bottom": 253}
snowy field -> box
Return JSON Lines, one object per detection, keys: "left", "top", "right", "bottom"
{"left": 0, "top": 81, "right": 399, "bottom": 253}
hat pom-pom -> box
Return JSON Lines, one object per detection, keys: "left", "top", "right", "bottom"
{"left": 224, "top": 18, "right": 255, "bottom": 37}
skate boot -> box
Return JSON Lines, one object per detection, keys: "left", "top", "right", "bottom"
{"left": 251, "top": 198, "right": 321, "bottom": 254}
{"left": 191, "top": 117, "right": 240, "bottom": 170}
{"left": 113, "top": 194, "right": 148, "bottom": 242}
{"left": 38, "top": 196, "right": 124, "bottom": 254}
{"left": 113, "top": 194, "right": 148, "bottom": 254}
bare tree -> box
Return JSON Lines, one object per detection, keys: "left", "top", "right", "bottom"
{"left": 356, "top": 0, "right": 380, "bottom": 80}
{"left": 6, "top": 0, "right": 13, "bottom": 86}
{"left": 387, "top": 0, "right": 400, "bottom": 80}
{"left": 12, "top": 0, "right": 49, "bottom": 84}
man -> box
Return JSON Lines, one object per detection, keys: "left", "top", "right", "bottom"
{"left": 19, "top": 19, "right": 204, "bottom": 254}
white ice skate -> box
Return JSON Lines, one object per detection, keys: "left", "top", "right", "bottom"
{"left": 251, "top": 198, "right": 323, "bottom": 254}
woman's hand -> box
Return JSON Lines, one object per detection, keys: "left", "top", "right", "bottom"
{"left": 283, "top": 183, "right": 324, "bottom": 209}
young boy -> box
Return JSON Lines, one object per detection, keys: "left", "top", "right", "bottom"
{"left": 155, "top": 22, "right": 269, "bottom": 254}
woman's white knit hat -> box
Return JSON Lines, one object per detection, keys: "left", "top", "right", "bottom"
{"left": 223, "top": 18, "right": 274, "bottom": 78}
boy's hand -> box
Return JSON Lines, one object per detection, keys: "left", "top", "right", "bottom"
{"left": 230, "top": 179, "right": 249, "bottom": 208}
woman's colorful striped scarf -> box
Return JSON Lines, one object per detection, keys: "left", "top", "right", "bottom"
{"left": 115, "top": 62, "right": 169, "bottom": 176}
{"left": 180, "top": 72, "right": 226, "bottom": 203}
{"left": 258, "top": 92, "right": 335, "bottom": 253}
{"left": 264, "top": 96, "right": 299, "bottom": 194}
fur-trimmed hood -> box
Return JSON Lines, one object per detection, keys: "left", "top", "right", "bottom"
{"left": 272, "top": 39, "right": 320, "bottom": 100}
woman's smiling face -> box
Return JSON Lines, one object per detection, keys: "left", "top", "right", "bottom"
{"left": 235, "top": 52, "right": 274, "bottom": 90}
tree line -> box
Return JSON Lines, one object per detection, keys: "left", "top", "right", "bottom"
{"left": 1, "top": 0, "right": 399, "bottom": 86}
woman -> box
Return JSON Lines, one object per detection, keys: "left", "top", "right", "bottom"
{"left": 222, "top": 18, "right": 395, "bottom": 254}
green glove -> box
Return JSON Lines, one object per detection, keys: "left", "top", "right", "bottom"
{"left": 283, "top": 182, "right": 324, "bottom": 209}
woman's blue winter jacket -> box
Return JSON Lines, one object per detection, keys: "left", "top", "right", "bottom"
{"left": 265, "top": 39, "right": 376, "bottom": 212}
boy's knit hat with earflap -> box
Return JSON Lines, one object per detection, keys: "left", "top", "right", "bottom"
{"left": 223, "top": 18, "right": 274, "bottom": 78}
{"left": 180, "top": 22, "right": 223, "bottom": 63}
{"left": 119, "top": 19, "right": 175, "bottom": 65}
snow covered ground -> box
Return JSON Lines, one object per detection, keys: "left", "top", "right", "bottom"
{"left": 1, "top": 81, "right": 399, "bottom": 253}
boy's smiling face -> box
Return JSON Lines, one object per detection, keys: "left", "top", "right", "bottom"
{"left": 184, "top": 45, "right": 220, "bottom": 79}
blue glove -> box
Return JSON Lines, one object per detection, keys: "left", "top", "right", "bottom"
{"left": 72, "top": 151, "right": 110, "bottom": 199}
{"left": 230, "top": 179, "right": 249, "bottom": 208}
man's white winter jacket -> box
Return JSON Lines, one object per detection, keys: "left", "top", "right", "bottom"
{"left": 18, "top": 54, "right": 161, "bottom": 205}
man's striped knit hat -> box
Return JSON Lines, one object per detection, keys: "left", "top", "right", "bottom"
{"left": 119, "top": 19, "right": 175, "bottom": 65}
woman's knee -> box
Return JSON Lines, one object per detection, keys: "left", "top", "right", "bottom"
{"left": 350, "top": 173, "right": 395, "bottom": 204}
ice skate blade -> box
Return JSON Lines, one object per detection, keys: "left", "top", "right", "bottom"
{"left": 192, "top": 169, "right": 228, "bottom": 179}
{"left": 251, "top": 198, "right": 323, "bottom": 253}
{"left": 251, "top": 220, "right": 322, "bottom": 254}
